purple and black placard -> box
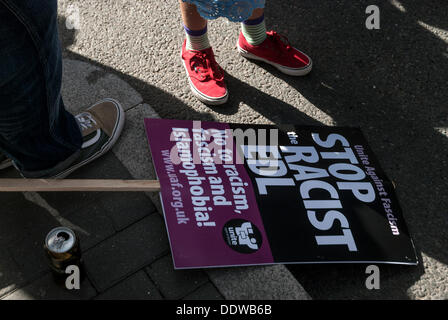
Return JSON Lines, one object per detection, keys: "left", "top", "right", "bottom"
{"left": 145, "top": 118, "right": 417, "bottom": 269}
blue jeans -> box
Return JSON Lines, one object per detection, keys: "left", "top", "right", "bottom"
{"left": 0, "top": 0, "right": 82, "bottom": 177}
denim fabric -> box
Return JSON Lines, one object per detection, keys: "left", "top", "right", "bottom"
{"left": 0, "top": 0, "right": 82, "bottom": 176}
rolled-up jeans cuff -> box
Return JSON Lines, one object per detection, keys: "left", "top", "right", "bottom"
{"left": 18, "top": 149, "right": 80, "bottom": 179}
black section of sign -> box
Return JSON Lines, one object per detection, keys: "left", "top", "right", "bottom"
{"left": 229, "top": 123, "right": 417, "bottom": 264}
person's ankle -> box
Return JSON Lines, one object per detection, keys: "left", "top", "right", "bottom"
{"left": 184, "top": 25, "right": 211, "bottom": 51}
{"left": 241, "top": 14, "right": 267, "bottom": 46}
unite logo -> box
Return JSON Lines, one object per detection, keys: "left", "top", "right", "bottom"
{"left": 222, "top": 219, "right": 263, "bottom": 254}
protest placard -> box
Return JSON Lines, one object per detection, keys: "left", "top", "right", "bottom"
{"left": 145, "top": 119, "right": 417, "bottom": 269}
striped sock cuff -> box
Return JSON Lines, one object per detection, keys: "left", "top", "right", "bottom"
{"left": 184, "top": 25, "right": 211, "bottom": 51}
{"left": 184, "top": 24, "right": 207, "bottom": 36}
{"left": 241, "top": 16, "right": 267, "bottom": 46}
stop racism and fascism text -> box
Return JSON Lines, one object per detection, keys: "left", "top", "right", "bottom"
{"left": 144, "top": 119, "right": 417, "bottom": 269}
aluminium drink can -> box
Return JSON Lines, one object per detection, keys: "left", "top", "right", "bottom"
{"left": 44, "top": 227, "right": 82, "bottom": 283}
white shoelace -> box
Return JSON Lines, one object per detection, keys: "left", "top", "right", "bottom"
{"left": 76, "top": 112, "right": 97, "bottom": 132}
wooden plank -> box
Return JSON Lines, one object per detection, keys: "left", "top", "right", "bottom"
{"left": 0, "top": 179, "right": 161, "bottom": 192}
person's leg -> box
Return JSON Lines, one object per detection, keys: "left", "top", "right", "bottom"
{"left": 238, "top": 5, "right": 313, "bottom": 76}
{"left": 180, "top": 1, "right": 210, "bottom": 51}
{"left": 0, "top": 0, "right": 82, "bottom": 175}
{"left": 179, "top": 0, "right": 227, "bottom": 105}
{"left": 247, "top": 8, "right": 264, "bottom": 20}
{"left": 0, "top": 0, "right": 125, "bottom": 178}
{"left": 179, "top": 1, "right": 207, "bottom": 30}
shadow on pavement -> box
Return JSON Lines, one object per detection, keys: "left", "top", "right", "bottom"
{"left": 256, "top": 0, "right": 446, "bottom": 299}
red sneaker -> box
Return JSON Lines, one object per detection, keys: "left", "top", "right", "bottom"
{"left": 237, "top": 31, "right": 312, "bottom": 76}
{"left": 181, "top": 40, "right": 228, "bottom": 105}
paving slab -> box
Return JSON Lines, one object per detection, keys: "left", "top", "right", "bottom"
{"left": 0, "top": 251, "right": 26, "bottom": 298}
{"left": 7, "top": 237, "right": 49, "bottom": 282}
{"left": 145, "top": 255, "right": 209, "bottom": 300}
{"left": 111, "top": 103, "right": 162, "bottom": 212}
{"left": 83, "top": 214, "right": 169, "bottom": 292}
{"left": 62, "top": 59, "right": 143, "bottom": 113}
{"left": 111, "top": 103, "right": 159, "bottom": 181}
{"left": 1, "top": 194, "right": 57, "bottom": 246}
{"left": 95, "top": 270, "right": 162, "bottom": 300}
{"left": 66, "top": 201, "right": 116, "bottom": 251}
{"left": 208, "top": 265, "right": 311, "bottom": 300}
{"left": 99, "top": 191, "right": 156, "bottom": 232}
{"left": 2, "top": 273, "right": 96, "bottom": 300}
{"left": 184, "top": 283, "right": 224, "bottom": 301}
{"left": 37, "top": 152, "right": 132, "bottom": 215}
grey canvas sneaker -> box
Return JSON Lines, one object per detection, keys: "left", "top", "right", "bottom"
{"left": 3, "top": 98, "right": 125, "bottom": 179}
{"left": 50, "top": 98, "right": 125, "bottom": 179}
